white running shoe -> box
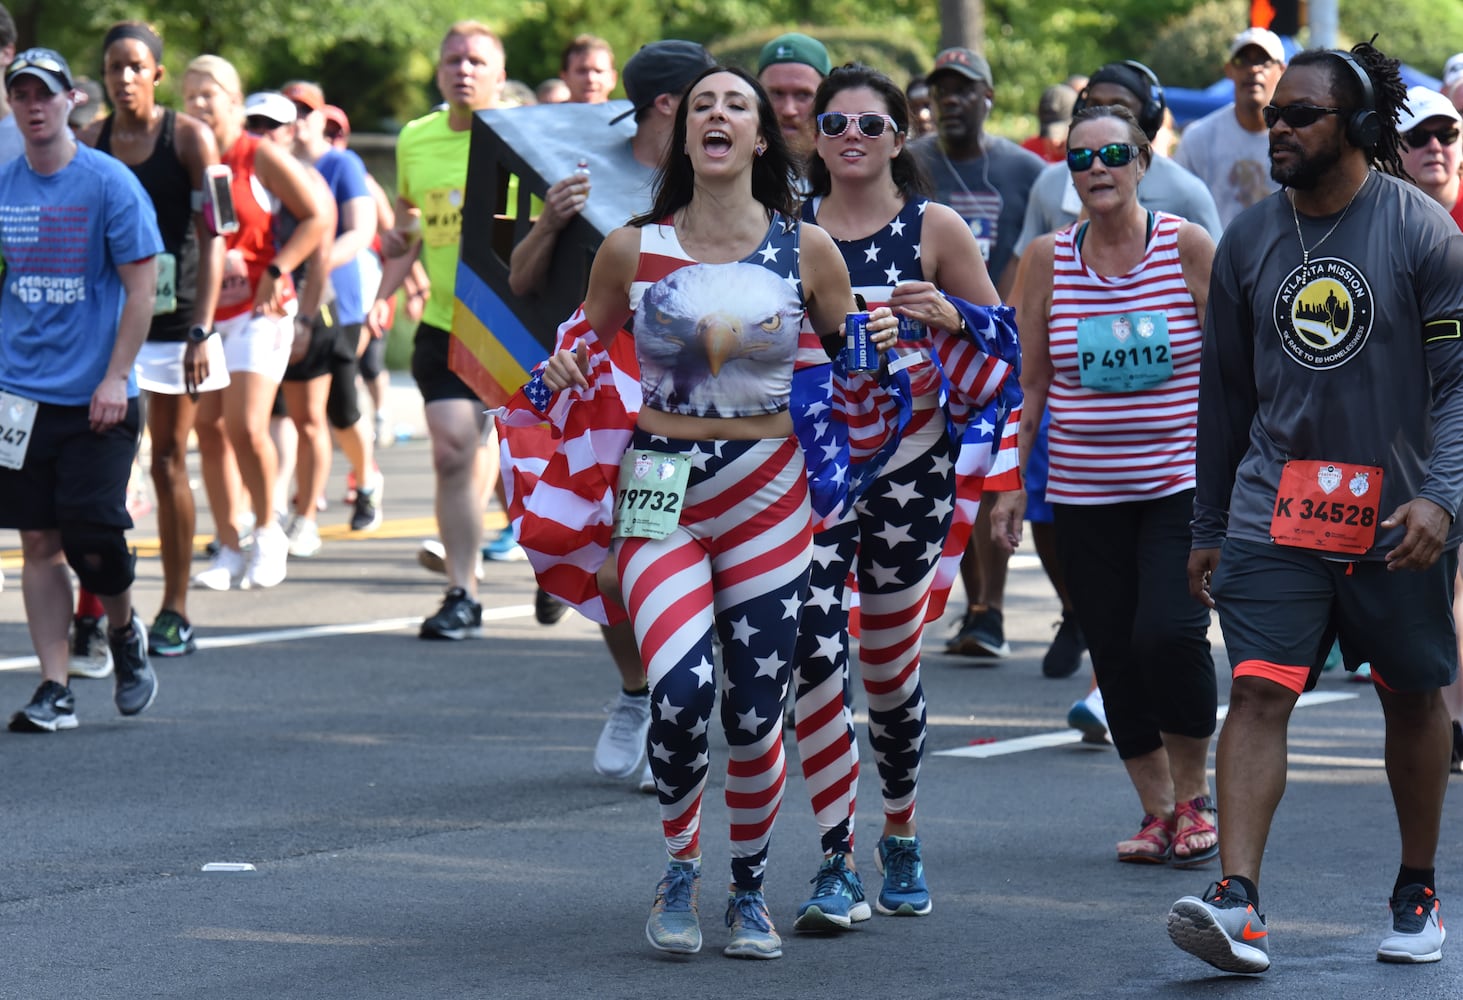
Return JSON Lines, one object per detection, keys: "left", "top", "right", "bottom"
{"left": 285, "top": 515, "right": 323, "bottom": 558}
{"left": 246, "top": 523, "right": 289, "bottom": 589}
{"left": 638, "top": 758, "right": 657, "bottom": 794}
{"left": 193, "top": 545, "right": 246, "bottom": 591}
{"left": 594, "top": 690, "right": 651, "bottom": 779}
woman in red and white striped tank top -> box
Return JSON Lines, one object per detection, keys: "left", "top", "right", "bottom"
{"left": 1013, "top": 105, "right": 1221, "bottom": 870}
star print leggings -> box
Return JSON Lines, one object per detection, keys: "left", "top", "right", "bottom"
{"left": 792, "top": 412, "right": 953, "bottom": 855}
{"left": 616, "top": 428, "right": 812, "bottom": 891}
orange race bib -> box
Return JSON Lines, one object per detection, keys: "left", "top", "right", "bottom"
{"left": 1270, "top": 460, "right": 1383, "bottom": 555}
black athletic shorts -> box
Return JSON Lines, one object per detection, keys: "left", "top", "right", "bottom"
{"left": 1210, "top": 536, "right": 1458, "bottom": 694}
{"left": 284, "top": 315, "right": 357, "bottom": 382}
{"left": 0, "top": 397, "right": 140, "bottom": 530}
{"left": 411, "top": 322, "right": 484, "bottom": 404}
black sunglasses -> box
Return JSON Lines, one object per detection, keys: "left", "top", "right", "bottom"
{"left": 1404, "top": 125, "right": 1461, "bottom": 149}
{"left": 817, "top": 111, "right": 900, "bottom": 139}
{"left": 1262, "top": 104, "right": 1345, "bottom": 129}
{"left": 1066, "top": 142, "right": 1140, "bottom": 172}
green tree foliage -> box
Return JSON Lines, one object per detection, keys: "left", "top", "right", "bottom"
{"left": 1143, "top": 0, "right": 1249, "bottom": 91}
{"left": 1339, "top": 0, "right": 1463, "bottom": 80}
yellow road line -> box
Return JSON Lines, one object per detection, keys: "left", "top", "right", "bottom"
{"left": 0, "top": 512, "right": 508, "bottom": 568}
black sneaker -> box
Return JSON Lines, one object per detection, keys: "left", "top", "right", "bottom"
{"left": 69, "top": 613, "right": 114, "bottom": 679}
{"left": 350, "top": 480, "right": 383, "bottom": 532}
{"left": 946, "top": 606, "right": 1010, "bottom": 658}
{"left": 1451, "top": 720, "right": 1462, "bottom": 775}
{"left": 534, "top": 586, "right": 568, "bottom": 625}
{"left": 110, "top": 612, "right": 159, "bottom": 716}
{"left": 1041, "top": 611, "right": 1086, "bottom": 678}
{"left": 148, "top": 609, "right": 197, "bottom": 657}
{"left": 9, "top": 680, "right": 78, "bottom": 732}
{"left": 420, "top": 587, "right": 483, "bottom": 640}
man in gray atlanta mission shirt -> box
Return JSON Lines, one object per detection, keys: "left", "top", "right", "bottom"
{"left": 1169, "top": 43, "right": 1463, "bottom": 976}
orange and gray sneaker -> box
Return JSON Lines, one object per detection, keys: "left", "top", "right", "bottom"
{"left": 1167, "top": 879, "right": 1271, "bottom": 974}
{"left": 1377, "top": 884, "right": 1445, "bottom": 963}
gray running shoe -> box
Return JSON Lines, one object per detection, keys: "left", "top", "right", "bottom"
{"left": 110, "top": 612, "right": 159, "bottom": 716}
{"left": 1377, "top": 884, "right": 1445, "bottom": 963}
{"left": 1168, "top": 879, "right": 1270, "bottom": 974}
{"left": 724, "top": 889, "right": 782, "bottom": 959}
{"left": 9, "top": 681, "right": 78, "bottom": 732}
{"left": 646, "top": 860, "right": 701, "bottom": 954}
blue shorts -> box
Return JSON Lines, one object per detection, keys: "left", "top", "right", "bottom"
{"left": 1023, "top": 407, "right": 1052, "bottom": 524}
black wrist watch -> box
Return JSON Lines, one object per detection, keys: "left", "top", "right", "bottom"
{"left": 265, "top": 263, "right": 283, "bottom": 281}
{"left": 186, "top": 325, "right": 214, "bottom": 344}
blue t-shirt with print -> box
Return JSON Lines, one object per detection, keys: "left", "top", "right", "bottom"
{"left": 316, "top": 147, "right": 371, "bottom": 326}
{"left": 0, "top": 144, "right": 163, "bottom": 405}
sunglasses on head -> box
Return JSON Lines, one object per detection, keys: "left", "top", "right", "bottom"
{"left": 8, "top": 52, "right": 72, "bottom": 88}
{"left": 1262, "top": 104, "right": 1345, "bottom": 129}
{"left": 817, "top": 111, "right": 900, "bottom": 139}
{"left": 1404, "top": 125, "right": 1461, "bottom": 148}
{"left": 1066, "top": 142, "right": 1140, "bottom": 172}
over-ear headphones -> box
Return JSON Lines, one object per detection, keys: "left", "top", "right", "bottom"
{"left": 1072, "top": 60, "right": 1167, "bottom": 140}
{"left": 1327, "top": 49, "right": 1380, "bottom": 149}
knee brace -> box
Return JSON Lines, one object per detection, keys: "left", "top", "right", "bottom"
{"left": 326, "top": 365, "right": 361, "bottom": 430}
{"left": 59, "top": 520, "right": 136, "bottom": 596}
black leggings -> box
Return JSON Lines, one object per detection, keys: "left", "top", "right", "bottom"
{"left": 1053, "top": 490, "right": 1216, "bottom": 760}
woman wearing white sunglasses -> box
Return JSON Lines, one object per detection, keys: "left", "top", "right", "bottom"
{"left": 1005, "top": 103, "right": 1220, "bottom": 868}
{"left": 789, "top": 63, "right": 1016, "bottom": 930}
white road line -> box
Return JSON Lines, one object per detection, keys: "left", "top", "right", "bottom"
{"left": 0, "top": 605, "right": 534, "bottom": 672}
{"left": 934, "top": 689, "right": 1360, "bottom": 759}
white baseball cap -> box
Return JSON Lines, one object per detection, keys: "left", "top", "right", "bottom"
{"left": 1227, "top": 27, "right": 1286, "bottom": 65}
{"left": 244, "top": 91, "right": 297, "bottom": 127}
{"left": 1443, "top": 53, "right": 1463, "bottom": 90}
{"left": 1397, "top": 85, "right": 1462, "bottom": 134}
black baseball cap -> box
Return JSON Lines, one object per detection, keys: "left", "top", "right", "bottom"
{"left": 610, "top": 40, "right": 716, "bottom": 124}
{"left": 6, "top": 47, "right": 74, "bottom": 94}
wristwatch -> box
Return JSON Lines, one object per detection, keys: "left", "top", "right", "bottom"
{"left": 186, "top": 325, "right": 215, "bottom": 344}
{"left": 265, "top": 263, "right": 283, "bottom": 281}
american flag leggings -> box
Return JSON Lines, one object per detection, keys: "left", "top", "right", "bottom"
{"left": 616, "top": 428, "right": 812, "bottom": 891}
{"left": 792, "top": 416, "right": 953, "bottom": 855}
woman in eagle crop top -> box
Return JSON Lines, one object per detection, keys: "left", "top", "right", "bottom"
{"left": 181, "top": 55, "right": 327, "bottom": 592}
{"left": 788, "top": 64, "right": 1006, "bottom": 928}
{"left": 1010, "top": 105, "right": 1219, "bottom": 869}
{"left": 542, "top": 66, "right": 896, "bottom": 961}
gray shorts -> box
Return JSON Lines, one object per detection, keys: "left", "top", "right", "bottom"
{"left": 1210, "top": 537, "right": 1458, "bottom": 694}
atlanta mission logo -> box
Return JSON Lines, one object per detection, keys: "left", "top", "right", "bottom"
{"left": 1272, "top": 256, "right": 1374, "bottom": 370}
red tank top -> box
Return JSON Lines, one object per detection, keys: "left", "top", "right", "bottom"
{"left": 216, "top": 131, "right": 293, "bottom": 320}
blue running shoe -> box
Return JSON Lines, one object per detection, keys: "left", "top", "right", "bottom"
{"left": 794, "top": 853, "right": 871, "bottom": 931}
{"left": 875, "top": 835, "right": 932, "bottom": 915}
{"left": 724, "top": 890, "right": 783, "bottom": 959}
{"left": 482, "top": 527, "right": 526, "bottom": 562}
{"left": 646, "top": 860, "right": 701, "bottom": 954}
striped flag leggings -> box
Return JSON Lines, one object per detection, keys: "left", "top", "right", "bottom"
{"left": 792, "top": 416, "right": 954, "bottom": 855}
{"left": 616, "top": 429, "right": 813, "bottom": 891}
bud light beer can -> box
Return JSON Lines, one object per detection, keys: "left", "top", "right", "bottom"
{"left": 845, "top": 312, "right": 876, "bottom": 372}
{"left": 896, "top": 314, "right": 926, "bottom": 341}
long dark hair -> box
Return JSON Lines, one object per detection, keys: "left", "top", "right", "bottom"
{"left": 630, "top": 65, "right": 797, "bottom": 227}
{"left": 806, "top": 63, "right": 930, "bottom": 200}
{"left": 1289, "top": 40, "right": 1409, "bottom": 178}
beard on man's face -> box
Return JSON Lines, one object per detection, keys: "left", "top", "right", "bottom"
{"left": 1270, "top": 137, "right": 1342, "bottom": 190}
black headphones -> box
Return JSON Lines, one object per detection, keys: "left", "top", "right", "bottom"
{"left": 1327, "top": 49, "right": 1381, "bottom": 149}
{"left": 1072, "top": 60, "right": 1167, "bottom": 140}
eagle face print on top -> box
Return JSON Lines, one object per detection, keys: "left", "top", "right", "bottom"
{"left": 634, "top": 260, "right": 801, "bottom": 418}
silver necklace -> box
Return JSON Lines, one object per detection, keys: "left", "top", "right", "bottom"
{"left": 1289, "top": 171, "right": 1369, "bottom": 280}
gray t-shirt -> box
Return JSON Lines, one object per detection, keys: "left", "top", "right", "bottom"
{"left": 0, "top": 114, "right": 23, "bottom": 167}
{"left": 1193, "top": 171, "right": 1463, "bottom": 557}
{"left": 911, "top": 134, "right": 1044, "bottom": 289}
{"left": 1174, "top": 103, "right": 1279, "bottom": 230}
{"left": 1014, "top": 154, "right": 1223, "bottom": 255}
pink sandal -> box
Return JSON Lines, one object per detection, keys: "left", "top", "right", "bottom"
{"left": 1116, "top": 813, "right": 1173, "bottom": 864}
{"left": 1172, "top": 795, "right": 1219, "bottom": 869}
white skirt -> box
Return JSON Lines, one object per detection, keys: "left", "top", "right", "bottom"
{"left": 135, "top": 338, "right": 232, "bottom": 395}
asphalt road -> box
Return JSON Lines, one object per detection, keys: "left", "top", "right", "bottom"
{"left": 1, "top": 440, "right": 1460, "bottom": 999}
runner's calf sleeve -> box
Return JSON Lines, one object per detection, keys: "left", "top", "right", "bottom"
{"left": 59, "top": 521, "right": 136, "bottom": 596}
